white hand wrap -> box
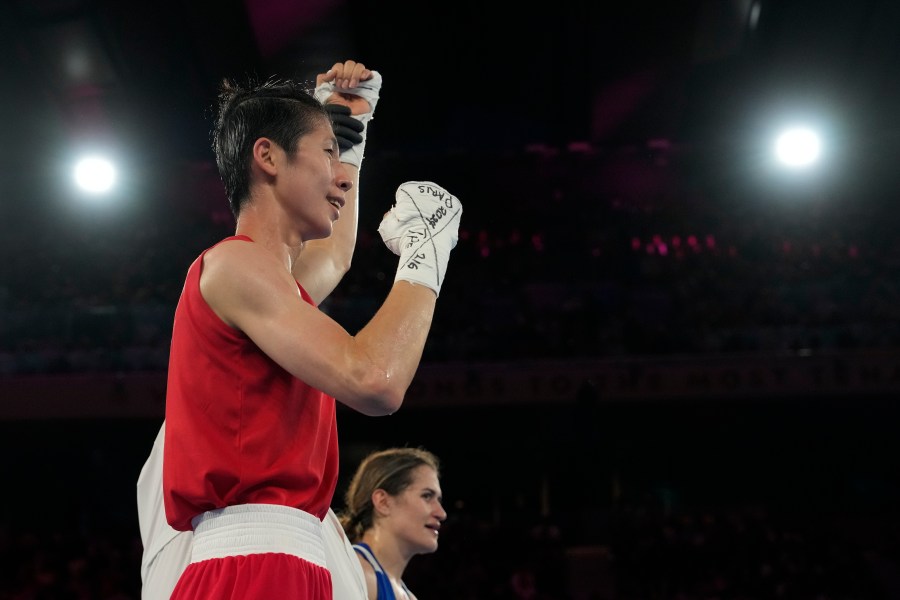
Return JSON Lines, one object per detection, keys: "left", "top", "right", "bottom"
{"left": 314, "top": 71, "right": 382, "bottom": 168}
{"left": 378, "top": 181, "right": 463, "bottom": 297}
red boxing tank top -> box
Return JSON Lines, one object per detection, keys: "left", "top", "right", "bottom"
{"left": 163, "top": 235, "right": 339, "bottom": 531}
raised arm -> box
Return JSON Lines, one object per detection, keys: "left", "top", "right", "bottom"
{"left": 293, "top": 60, "right": 381, "bottom": 304}
{"left": 201, "top": 182, "right": 461, "bottom": 417}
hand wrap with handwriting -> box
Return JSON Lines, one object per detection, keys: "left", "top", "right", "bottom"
{"left": 378, "top": 181, "right": 463, "bottom": 297}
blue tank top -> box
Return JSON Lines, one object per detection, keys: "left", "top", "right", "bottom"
{"left": 353, "top": 542, "right": 412, "bottom": 600}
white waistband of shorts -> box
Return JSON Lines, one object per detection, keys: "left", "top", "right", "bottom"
{"left": 189, "top": 504, "right": 326, "bottom": 567}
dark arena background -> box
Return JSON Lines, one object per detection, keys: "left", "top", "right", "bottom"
{"left": 2, "top": 0, "right": 900, "bottom": 598}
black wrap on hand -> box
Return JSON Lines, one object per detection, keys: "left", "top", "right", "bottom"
{"left": 325, "top": 104, "right": 364, "bottom": 152}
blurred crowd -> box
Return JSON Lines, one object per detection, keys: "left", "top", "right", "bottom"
{"left": 3, "top": 150, "right": 900, "bottom": 374}
{"left": 2, "top": 149, "right": 899, "bottom": 599}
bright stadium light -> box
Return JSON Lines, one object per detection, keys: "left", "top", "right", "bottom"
{"left": 73, "top": 155, "right": 117, "bottom": 194}
{"left": 774, "top": 127, "right": 821, "bottom": 168}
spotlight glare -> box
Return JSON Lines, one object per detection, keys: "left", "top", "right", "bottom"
{"left": 774, "top": 127, "right": 821, "bottom": 168}
{"left": 74, "top": 156, "right": 117, "bottom": 193}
